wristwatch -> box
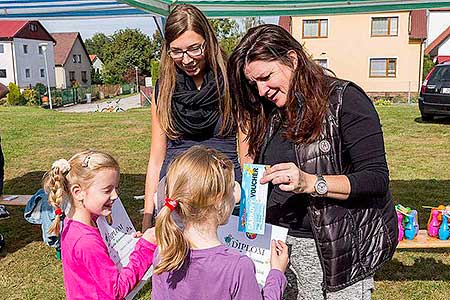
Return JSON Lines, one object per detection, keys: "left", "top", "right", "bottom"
{"left": 312, "top": 175, "right": 328, "bottom": 197}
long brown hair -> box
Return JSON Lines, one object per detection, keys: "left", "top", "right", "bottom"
{"left": 154, "top": 146, "right": 235, "bottom": 274}
{"left": 228, "top": 24, "right": 330, "bottom": 157}
{"left": 43, "top": 150, "right": 120, "bottom": 236}
{"left": 157, "top": 4, "right": 233, "bottom": 139}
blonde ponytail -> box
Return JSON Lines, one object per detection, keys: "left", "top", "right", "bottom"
{"left": 154, "top": 204, "right": 190, "bottom": 274}
{"left": 153, "top": 146, "right": 236, "bottom": 275}
{"left": 44, "top": 166, "right": 69, "bottom": 237}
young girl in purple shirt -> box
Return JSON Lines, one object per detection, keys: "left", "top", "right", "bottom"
{"left": 43, "top": 150, "right": 157, "bottom": 300}
{"left": 152, "top": 145, "right": 288, "bottom": 299}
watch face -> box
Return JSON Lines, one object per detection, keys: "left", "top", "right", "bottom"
{"left": 316, "top": 180, "right": 328, "bottom": 195}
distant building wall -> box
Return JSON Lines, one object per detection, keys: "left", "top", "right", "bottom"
{"left": 13, "top": 38, "right": 56, "bottom": 88}
{"left": 0, "top": 41, "right": 15, "bottom": 86}
{"left": 62, "top": 38, "right": 91, "bottom": 88}
{"left": 292, "top": 11, "right": 423, "bottom": 94}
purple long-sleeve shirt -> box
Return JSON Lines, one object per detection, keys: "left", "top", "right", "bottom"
{"left": 151, "top": 244, "right": 287, "bottom": 300}
{"left": 61, "top": 218, "right": 156, "bottom": 300}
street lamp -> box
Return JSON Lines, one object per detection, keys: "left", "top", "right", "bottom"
{"left": 134, "top": 66, "right": 139, "bottom": 93}
{"left": 39, "top": 43, "right": 53, "bottom": 110}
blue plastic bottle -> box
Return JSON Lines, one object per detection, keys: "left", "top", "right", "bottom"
{"left": 404, "top": 213, "right": 416, "bottom": 240}
{"left": 438, "top": 214, "right": 449, "bottom": 240}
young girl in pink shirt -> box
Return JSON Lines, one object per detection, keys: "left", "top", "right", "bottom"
{"left": 44, "top": 150, "right": 156, "bottom": 300}
{"left": 152, "top": 146, "right": 288, "bottom": 299}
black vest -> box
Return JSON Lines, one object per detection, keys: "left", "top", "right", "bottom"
{"left": 259, "top": 79, "right": 398, "bottom": 292}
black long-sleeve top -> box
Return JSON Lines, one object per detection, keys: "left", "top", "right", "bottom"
{"left": 263, "top": 85, "right": 390, "bottom": 238}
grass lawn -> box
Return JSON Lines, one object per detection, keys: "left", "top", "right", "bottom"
{"left": 0, "top": 105, "right": 449, "bottom": 299}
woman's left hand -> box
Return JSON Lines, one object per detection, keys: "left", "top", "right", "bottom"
{"left": 260, "top": 162, "right": 315, "bottom": 194}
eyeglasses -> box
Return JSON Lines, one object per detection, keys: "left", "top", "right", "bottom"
{"left": 168, "top": 42, "right": 205, "bottom": 60}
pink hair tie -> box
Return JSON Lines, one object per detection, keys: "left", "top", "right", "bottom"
{"left": 164, "top": 198, "right": 178, "bottom": 211}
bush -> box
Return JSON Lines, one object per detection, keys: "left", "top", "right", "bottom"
{"left": 423, "top": 55, "right": 435, "bottom": 80}
{"left": 34, "top": 83, "right": 47, "bottom": 96}
{"left": 6, "top": 82, "right": 24, "bottom": 105}
{"left": 22, "top": 88, "right": 40, "bottom": 106}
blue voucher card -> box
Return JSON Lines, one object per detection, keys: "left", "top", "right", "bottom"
{"left": 239, "top": 163, "right": 269, "bottom": 235}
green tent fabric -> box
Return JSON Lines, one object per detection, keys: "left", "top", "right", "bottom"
{"left": 2, "top": 0, "right": 450, "bottom": 19}
{"left": 121, "top": 0, "right": 450, "bottom": 17}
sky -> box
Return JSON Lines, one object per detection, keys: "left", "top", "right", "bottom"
{"left": 41, "top": 16, "right": 279, "bottom": 40}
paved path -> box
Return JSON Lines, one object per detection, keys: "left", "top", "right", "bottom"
{"left": 56, "top": 94, "right": 141, "bottom": 113}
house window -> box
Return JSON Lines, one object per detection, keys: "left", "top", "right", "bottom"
{"left": 0, "top": 44, "right": 4, "bottom": 54}
{"left": 25, "top": 68, "right": 31, "bottom": 78}
{"left": 29, "top": 23, "right": 38, "bottom": 32}
{"left": 23, "top": 45, "right": 28, "bottom": 54}
{"left": 69, "top": 71, "right": 76, "bottom": 81}
{"left": 370, "top": 58, "right": 397, "bottom": 77}
{"left": 371, "top": 17, "right": 398, "bottom": 36}
{"left": 303, "top": 19, "right": 328, "bottom": 38}
{"left": 78, "top": 55, "right": 82, "bottom": 63}
{"left": 81, "top": 71, "right": 87, "bottom": 82}
{"left": 72, "top": 55, "right": 77, "bottom": 63}
{"left": 314, "top": 59, "right": 328, "bottom": 68}
{"left": 38, "top": 45, "right": 43, "bottom": 55}
{"left": 0, "top": 69, "right": 6, "bottom": 78}
{"left": 40, "top": 69, "right": 45, "bottom": 78}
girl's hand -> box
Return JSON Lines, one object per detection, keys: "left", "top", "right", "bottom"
{"left": 270, "top": 240, "right": 289, "bottom": 273}
{"left": 142, "top": 227, "right": 157, "bottom": 244}
{"left": 260, "top": 162, "right": 315, "bottom": 194}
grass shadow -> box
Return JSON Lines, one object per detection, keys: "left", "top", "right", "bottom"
{"left": 1, "top": 171, "right": 147, "bottom": 257}
{"left": 376, "top": 249, "right": 450, "bottom": 281}
{"left": 414, "top": 116, "right": 450, "bottom": 124}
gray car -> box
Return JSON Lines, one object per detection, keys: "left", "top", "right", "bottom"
{"left": 419, "top": 62, "right": 450, "bottom": 121}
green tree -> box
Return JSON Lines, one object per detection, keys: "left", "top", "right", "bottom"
{"left": 85, "top": 33, "right": 111, "bottom": 60}
{"left": 244, "top": 17, "right": 264, "bottom": 31}
{"left": 101, "top": 29, "right": 154, "bottom": 84}
{"left": 209, "top": 18, "right": 241, "bottom": 55}
{"left": 423, "top": 55, "right": 435, "bottom": 80}
{"left": 90, "top": 68, "right": 103, "bottom": 84}
{"left": 149, "top": 30, "right": 164, "bottom": 60}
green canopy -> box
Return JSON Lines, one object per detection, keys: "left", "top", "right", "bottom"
{"left": 120, "top": 0, "right": 450, "bottom": 17}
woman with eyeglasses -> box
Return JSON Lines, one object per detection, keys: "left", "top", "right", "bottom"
{"left": 142, "top": 4, "right": 247, "bottom": 231}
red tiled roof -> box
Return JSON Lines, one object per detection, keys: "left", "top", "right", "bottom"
{"left": 437, "top": 56, "right": 450, "bottom": 64}
{"left": 89, "top": 54, "right": 97, "bottom": 62}
{"left": 425, "top": 26, "right": 450, "bottom": 55}
{"left": 409, "top": 10, "right": 427, "bottom": 40}
{"left": 0, "top": 20, "right": 28, "bottom": 38}
{"left": 52, "top": 32, "right": 81, "bottom": 65}
{"left": 278, "top": 16, "right": 292, "bottom": 34}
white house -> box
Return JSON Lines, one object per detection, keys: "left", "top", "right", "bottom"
{"left": 425, "top": 9, "right": 450, "bottom": 63}
{"left": 89, "top": 54, "right": 104, "bottom": 73}
{"left": 0, "top": 20, "right": 56, "bottom": 88}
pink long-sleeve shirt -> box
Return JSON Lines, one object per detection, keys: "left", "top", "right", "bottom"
{"left": 61, "top": 218, "right": 156, "bottom": 300}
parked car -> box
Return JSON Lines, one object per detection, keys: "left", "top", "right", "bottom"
{"left": 419, "top": 62, "right": 450, "bottom": 121}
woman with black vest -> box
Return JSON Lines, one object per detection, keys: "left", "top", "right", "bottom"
{"left": 141, "top": 4, "right": 246, "bottom": 231}
{"left": 228, "top": 24, "right": 397, "bottom": 300}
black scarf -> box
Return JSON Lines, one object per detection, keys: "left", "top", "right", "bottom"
{"left": 171, "top": 69, "right": 222, "bottom": 137}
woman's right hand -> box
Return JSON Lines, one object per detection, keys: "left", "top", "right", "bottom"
{"left": 270, "top": 240, "right": 289, "bottom": 273}
{"left": 142, "top": 227, "right": 157, "bottom": 245}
